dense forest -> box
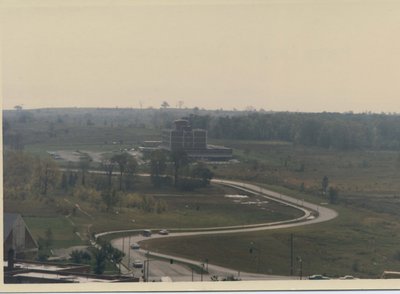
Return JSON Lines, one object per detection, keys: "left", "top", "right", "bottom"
{"left": 3, "top": 108, "right": 400, "bottom": 150}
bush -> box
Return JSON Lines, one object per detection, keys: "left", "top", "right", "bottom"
{"left": 178, "top": 178, "right": 203, "bottom": 191}
{"left": 70, "top": 250, "right": 91, "bottom": 264}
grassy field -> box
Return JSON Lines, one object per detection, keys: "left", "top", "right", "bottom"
{"left": 141, "top": 187, "right": 400, "bottom": 279}
{"left": 5, "top": 177, "right": 303, "bottom": 248}
{"left": 73, "top": 180, "right": 303, "bottom": 234}
{"left": 24, "top": 216, "right": 84, "bottom": 248}
{"left": 127, "top": 139, "right": 400, "bottom": 278}
{"left": 209, "top": 139, "right": 400, "bottom": 197}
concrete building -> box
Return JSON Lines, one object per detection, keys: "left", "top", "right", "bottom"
{"left": 162, "top": 119, "right": 233, "bottom": 161}
{"left": 4, "top": 259, "right": 139, "bottom": 283}
{"left": 4, "top": 213, "right": 38, "bottom": 260}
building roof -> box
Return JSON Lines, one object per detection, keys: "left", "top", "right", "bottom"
{"left": 4, "top": 213, "right": 21, "bottom": 240}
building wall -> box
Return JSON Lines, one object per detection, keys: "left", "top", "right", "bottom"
{"left": 4, "top": 215, "right": 38, "bottom": 260}
{"left": 12, "top": 216, "right": 26, "bottom": 254}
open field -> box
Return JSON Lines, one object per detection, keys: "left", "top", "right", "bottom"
{"left": 133, "top": 140, "right": 400, "bottom": 278}
{"left": 210, "top": 139, "right": 400, "bottom": 196}
{"left": 5, "top": 178, "right": 303, "bottom": 248}
{"left": 141, "top": 186, "right": 400, "bottom": 279}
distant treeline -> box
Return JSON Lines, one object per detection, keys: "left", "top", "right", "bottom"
{"left": 3, "top": 108, "right": 400, "bottom": 150}
{"left": 188, "top": 112, "right": 400, "bottom": 150}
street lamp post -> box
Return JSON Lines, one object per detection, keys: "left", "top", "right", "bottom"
{"left": 200, "top": 263, "right": 204, "bottom": 281}
{"left": 204, "top": 258, "right": 209, "bottom": 271}
{"left": 249, "top": 242, "right": 261, "bottom": 273}
{"left": 144, "top": 251, "right": 150, "bottom": 282}
{"left": 297, "top": 256, "right": 303, "bottom": 280}
{"left": 128, "top": 235, "right": 131, "bottom": 269}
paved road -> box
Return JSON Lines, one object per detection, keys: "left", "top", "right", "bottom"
{"left": 105, "top": 178, "right": 337, "bottom": 281}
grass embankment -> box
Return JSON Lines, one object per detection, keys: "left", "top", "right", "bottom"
{"left": 78, "top": 180, "right": 302, "bottom": 232}
{"left": 6, "top": 177, "right": 302, "bottom": 249}
{"left": 24, "top": 216, "right": 84, "bottom": 248}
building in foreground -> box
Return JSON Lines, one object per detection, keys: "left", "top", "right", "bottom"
{"left": 4, "top": 213, "right": 38, "bottom": 260}
{"left": 161, "top": 119, "right": 233, "bottom": 161}
{"left": 4, "top": 259, "right": 139, "bottom": 283}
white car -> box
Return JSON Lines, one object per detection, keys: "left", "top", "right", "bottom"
{"left": 130, "top": 243, "right": 140, "bottom": 250}
{"left": 159, "top": 229, "right": 169, "bottom": 235}
{"left": 340, "top": 275, "right": 357, "bottom": 280}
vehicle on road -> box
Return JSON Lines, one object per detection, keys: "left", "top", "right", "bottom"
{"left": 132, "top": 260, "right": 144, "bottom": 268}
{"left": 142, "top": 229, "right": 152, "bottom": 237}
{"left": 131, "top": 243, "right": 140, "bottom": 250}
{"left": 308, "top": 274, "right": 330, "bottom": 280}
{"left": 381, "top": 271, "right": 400, "bottom": 279}
{"left": 339, "top": 275, "right": 357, "bottom": 280}
{"left": 159, "top": 229, "right": 169, "bottom": 235}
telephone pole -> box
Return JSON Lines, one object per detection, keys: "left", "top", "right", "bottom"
{"left": 290, "top": 233, "right": 294, "bottom": 276}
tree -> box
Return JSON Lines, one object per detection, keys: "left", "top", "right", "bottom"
{"left": 61, "top": 172, "right": 68, "bottom": 190}
{"left": 161, "top": 101, "right": 170, "bottom": 109}
{"left": 150, "top": 150, "right": 167, "bottom": 187}
{"left": 93, "top": 248, "right": 107, "bottom": 274}
{"left": 3, "top": 151, "right": 35, "bottom": 198}
{"left": 70, "top": 250, "right": 91, "bottom": 264}
{"left": 79, "top": 154, "right": 91, "bottom": 186}
{"left": 191, "top": 163, "right": 214, "bottom": 186}
{"left": 101, "top": 159, "right": 115, "bottom": 188}
{"left": 322, "top": 176, "right": 329, "bottom": 195}
{"left": 101, "top": 189, "right": 119, "bottom": 212}
{"left": 111, "top": 153, "right": 129, "bottom": 190}
{"left": 156, "top": 199, "right": 168, "bottom": 214}
{"left": 35, "top": 157, "right": 60, "bottom": 196}
{"left": 170, "top": 149, "right": 188, "bottom": 187}
{"left": 45, "top": 228, "right": 53, "bottom": 248}
{"left": 111, "top": 152, "right": 137, "bottom": 190}
{"left": 141, "top": 195, "right": 156, "bottom": 212}
{"left": 328, "top": 187, "right": 339, "bottom": 204}
{"left": 124, "top": 155, "right": 138, "bottom": 190}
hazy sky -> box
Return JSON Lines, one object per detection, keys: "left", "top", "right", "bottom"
{"left": 2, "top": 0, "right": 400, "bottom": 112}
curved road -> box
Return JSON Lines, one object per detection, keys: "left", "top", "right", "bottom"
{"left": 105, "top": 178, "right": 337, "bottom": 281}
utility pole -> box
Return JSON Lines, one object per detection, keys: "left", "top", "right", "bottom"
{"left": 290, "top": 233, "right": 294, "bottom": 276}
{"left": 146, "top": 251, "right": 150, "bottom": 282}
{"left": 297, "top": 256, "right": 303, "bottom": 280}
{"left": 249, "top": 242, "right": 261, "bottom": 273}
{"left": 128, "top": 235, "right": 131, "bottom": 267}
{"left": 201, "top": 263, "right": 204, "bottom": 281}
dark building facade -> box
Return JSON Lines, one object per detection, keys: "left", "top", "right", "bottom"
{"left": 162, "top": 119, "right": 207, "bottom": 151}
{"left": 162, "top": 119, "right": 232, "bottom": 160}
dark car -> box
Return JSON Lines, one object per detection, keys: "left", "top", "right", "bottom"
{"left": 308, "top": 274, "right": 330, "bottom": 280}
{"left": 132, "top": 260, "right": 144, "bottom": 268}
{"left": 142, "top": 229, "right": 152, "bottom": 237}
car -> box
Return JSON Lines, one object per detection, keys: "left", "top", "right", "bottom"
{"left": 308, "top": 274, "right": 330, "bottom": 280}
{"left": 132, "top": 260, "right": 144, "bottom": 268}
{"left": 130, "top": 243, "right": 140, "bottom": 250}
{"left": 159, "top": 229, "right": 169, "bottom": 235}
{"left": 142, "top": 229, "right": 152, "bottom": 237}
{"left": 340, "top": 275, "right": 357, "bottom": 280}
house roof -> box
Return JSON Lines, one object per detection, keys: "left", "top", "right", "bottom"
{"left": 4, "top": 213, "right": 21, "bottom": 240}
